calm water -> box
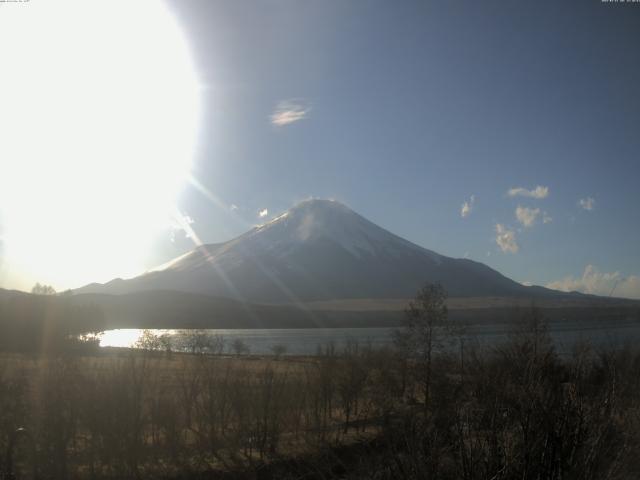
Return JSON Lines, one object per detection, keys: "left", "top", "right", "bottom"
{"left": 100, "top": 320, "right": 640, "bottom": 355}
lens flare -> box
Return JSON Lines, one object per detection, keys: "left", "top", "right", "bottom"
{"left": 0, "top": 0, "right": 200, "bottom": 289}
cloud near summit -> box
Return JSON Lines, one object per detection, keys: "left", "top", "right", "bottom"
{"left": 460, "top": 195, "right": 475, "bottom": 218}
{"left": 578, "top": 197, "right": 595, "bottom": 211}
{"left": 495, "top": 224, "right": 519, "bottom": 253}
{"left": 507, "top": 185, "right": 549, "bottom": 199}
{"left": 270, "top": 99, "right": 311, "bottom": 127}
{"left": 515, "top": 206, "right": 540, "bottom": 228}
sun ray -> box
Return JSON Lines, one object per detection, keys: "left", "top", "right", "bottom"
{"left": 171, "top": 207, "right": 261, "bottom": 325}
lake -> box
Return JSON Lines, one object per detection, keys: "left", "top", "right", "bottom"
{"left": 100, "top": 319, "right": 640, "bottom": 355}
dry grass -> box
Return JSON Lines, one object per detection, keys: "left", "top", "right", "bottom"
{"left": 1, "top": 321, "right": 640, "bottom": 480}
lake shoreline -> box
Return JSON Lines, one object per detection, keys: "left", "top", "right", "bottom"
{"left": 99, "top": 318, "right": 640, "bottom": 355}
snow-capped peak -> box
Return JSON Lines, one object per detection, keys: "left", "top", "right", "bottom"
{"left": 236, "top": 198, "right": 439, "bottom": 260}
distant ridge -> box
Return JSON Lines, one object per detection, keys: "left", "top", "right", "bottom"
{"left": 76, "top": 199, "right": 579, "bottom": 302}
{"left": 2, "top": 286, "right": 637, "bottom": 331}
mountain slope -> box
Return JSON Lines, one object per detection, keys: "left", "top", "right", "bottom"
{"left": 75, "top": 199, "right": 566, "bottom": 302}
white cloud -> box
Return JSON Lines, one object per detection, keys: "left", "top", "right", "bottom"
{"left": 507, "top": 185, "right": 549, "bottom": 199}
{"left": 169, "top": 214, "right": 194, "bottom": 229}
{"left": 495, "top": 224, "right": 519, "bottom": 254}
{"left": 169, "top": 214, "right": 195, "bottom": 242}
{"left": 258, "top": 208, "right": 268, "bottom": 218}
{"left": 515, "top": 206, "right": 540, "bottom": 228}
{"left": 547, "top": 265, "right": 640, "bottom": 299}
{"left": 578, "top": 197, "right": 595, "bottom": 211}
{"left": 270, "top": 99, "right": 311, "bottom": 127}
{"left": 543, "top": 212, "right": 552, "bottom": 224}
{"left": 230, "top": 204, "right": 239, "bottom": 211}
{"left": 460, "top": 195, "right": 475, "bottom": 218}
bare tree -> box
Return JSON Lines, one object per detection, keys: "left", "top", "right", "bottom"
{"left": 159, "top": 333, "right": 173, "bottom": 356}
{"left": 231, "top": 338, "right": 250, "bottom": 356}
{"left": 134, "top": 330, "right": 162, "bottom": 352}
{"left": 270, "top": 344, "right": 287, "bottom": 359}
{"left": 180, "top": 330, "right": 226, "bottom": 355}
{"left": 30, "top": 283, "right": 56, "bottom": 295}
{"left": 394, "top": 282, "right": 448, "bottom": 410}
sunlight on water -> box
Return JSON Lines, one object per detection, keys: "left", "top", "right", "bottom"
{"left": 98, "top": 322, "right": 640, "bottom": 355}
{"left": 100, "top": 329, "right": 147, "bottom": 348}
{"left": 99, "top": 328, "right": 397, "bottom": 353}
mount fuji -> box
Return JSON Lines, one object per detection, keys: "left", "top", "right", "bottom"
{"left": 76, "top": 199, "right": 563, "bottom": 303}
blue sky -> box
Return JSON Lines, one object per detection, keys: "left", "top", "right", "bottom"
{"left": 156, "top": 0, "right": 640, "bottom": 297}
{"left": 1, "top": 0, "right": 638, "bottom": 297}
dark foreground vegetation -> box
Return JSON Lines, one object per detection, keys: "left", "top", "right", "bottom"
{"left": 0, "top": 292, "right": 104, "bottom": 353}
{"left": 0, "top": 327, "right": 638, "bottom": 479}
{"left": 0, "top": 285, "right": 639, "bottom": 479}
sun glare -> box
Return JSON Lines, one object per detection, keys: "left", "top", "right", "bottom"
{"left": 0, "top": 0, "right": 200, "bottom": 290}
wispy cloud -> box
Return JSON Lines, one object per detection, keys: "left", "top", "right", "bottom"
{"left": 495, "top": 224, "right": 519, "bottom": 253}
{"left": 460, "top": 195, "right": 475, "bottom": 218}
{"left": 578, "top": 197, "right": 595, "bottom": 211}
{"left": 230, "top": 204, "right": 239, "bottom": 211}
{"left": 270, "top": 99, "right": 311, "bottom": 127}
{"left": 507, "top": 185, "right": 549, "bottom": 199}
{"left": 542, "top": 212, "right": 552, "bottom": 224}
{"left": 515, "top": 206, "right": 540, "bottom": 228}
{"left": 547, "top": 265, "right": 640, "bottom": 299}
{"left": 258, "top": 208, "right": 269, "bottom": 218}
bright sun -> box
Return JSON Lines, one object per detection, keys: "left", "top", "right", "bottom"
{"left": 0, "top": 0, "right": 200, "bottom": 290}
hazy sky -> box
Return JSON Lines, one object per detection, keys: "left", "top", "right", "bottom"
{"left": 1, "top": 0, "right": 639, "bottom": 297}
